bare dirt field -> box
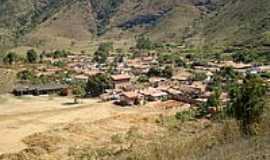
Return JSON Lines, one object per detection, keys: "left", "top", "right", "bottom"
{"left": 0, "top": 95, "right": 189, "bottom": 157}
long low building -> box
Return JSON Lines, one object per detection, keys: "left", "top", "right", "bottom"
{"left": 13, "top": 84, "right": 68, "bottom": 96}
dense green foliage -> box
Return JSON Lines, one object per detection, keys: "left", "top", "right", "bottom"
{"left": 46, "top": 50, "right": 69, "bottom": 59}
{"left": 26, "top": 49, "right": 38, "bottom": 63}
{"left": 17, "top": 70, "right": 34, "bottom": 81}
{"left": 136, "top": 36, "right": 153, "bottom": 50}
{"left": 52, "top": 61, "right": 65, "bottom": 68}
{"left": 232, "top": 51, "right": 270, "bottom": 64}
{"left": 158, "top": 53, "right": 186, "bottom": 67}
{"left": 199, "top": 87, "right": 222, "bottom": 117}
{"left": 85, "top": 74, "right": 112, "bottom": 97}
{"left": 72, "top": 81, "right": 86, "bottom": 97}
{"left": 137, "top": 75, "right": 149, "bottom": 83}
{"left": 226, "top": 75, "right": 268, "bottom": 135}
{"left": 147, "top": 66, "right": 173, "bottom": 78}
{"left": 190, "top": 72, "right": 207, "bottom": 81}
{"left": 218, "top": 66, "right": 239, "bottom": 82}
{"left": 93, "top": 42, "right": 113, "bottom": 64}
{"left": 3, "top": 52, "right": 17, "bottom": 65}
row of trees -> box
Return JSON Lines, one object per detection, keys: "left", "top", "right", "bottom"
{"left": 232, "top": 51, "right": 270, "bottom": 64}
{"left": 2, "top": 49, "right": 39, "bottom": 65}
{"left": 2, "top": 49, "right": 73, "bottom": 65}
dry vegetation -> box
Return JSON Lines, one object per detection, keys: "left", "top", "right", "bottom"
{"left": 0, "top": 96, "right": 189, "bottom": 159}
{"left": 0, "top": 69, "right": 16, "bottom": 94}
{"left": 0, "top": 96, "right": 269, "bottom": 160}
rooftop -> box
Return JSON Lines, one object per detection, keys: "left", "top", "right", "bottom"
{"left": 14, "top": 84, "right": 68, "bottom": 92}
{"left": 140, "top": 87, "right": 167, "bottom": 97}
{"left": 121, "top": 91, "right": 138, "bottom": 99}
{"left": 111, "top": 74, "right": 131, "bottom": 81}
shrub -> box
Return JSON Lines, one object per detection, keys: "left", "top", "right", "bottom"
{"left": 136, "top": 35, "right": 153, "bottom": 50}
{"left": 26, "top": 49, "right": 38, "bottom": 63}
{"left": 111, "top": 134, "right": 124, "bottom": 144}
{"left": 52, "top": 61, "right": 65, "bottom": 68}
{"left": 158, "top": 53, "right": 186, "bottom": 67}
{"left": 162, "top": 66, "right": 173, "bottom": 78}
{"left": 3, "top": 52, "right": 17, "bottom": 65}
{"left": 175, "top": 110, "right": 196, "bottom": 122}
{"left": 191, "top": 72, "right": 207, "bottom": 81}
{"left": 137, "top": 75, "right": 149, "bottom": 83}
{"left": 17, "top": 70, "right": 34, "bottom": 81}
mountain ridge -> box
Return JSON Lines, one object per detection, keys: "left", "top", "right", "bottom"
{"left": 0, "top": 0, "right": 269, "bottom": 52}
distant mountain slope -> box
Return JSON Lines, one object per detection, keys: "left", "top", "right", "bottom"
{"left": 0, "top": 0, "right": 269, "bottom": 52}
{"left": 186, "top": 0, "right": 270, "bottom": 50}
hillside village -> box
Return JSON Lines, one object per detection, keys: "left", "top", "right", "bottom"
{"left": 0, "top": 0, "right": 270, "bottom": 159}
{"left": 1, "top": 39, "right": 270, "bottom": 117}
{"left": 0, "top": 37, "right": 269, "bottom": 159}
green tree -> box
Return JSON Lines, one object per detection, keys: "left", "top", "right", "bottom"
{"left": 199, "top": 87, "right": 222, "bottom": 117}
{"left": 17, "top": 70, "right": 34, "bottom": 80}
{"left": 85, "top": 74, "right": 112, "bottom": 97}
{"left": 53, "top": 50, "right": 68, "bottom": 58}
{"left": 147, "top": 66, "right": 173, "bottom": 78}
{"left": 162, "top": 66, "right": 173, "bottom": 78}
{"left": 218, "top": 66, "right": 238, "bottom": 82}
{"left": 99, "top": 42, "right": 113, "bottom": 52}
{"left": 137, "top": 75, "right": 149, "bottom": 83}
{"left": 136, "top": 36, "right": 152, "bottom": 50}
{"left": 158, "top": 53, "right": 186, "bottom": 67}
{"left": 93, "top": 42, "right": 113, "bottom": 64}
{"left": 147, "top": 67, "right": 162, "bottom": 77}
{"left": 72, "top": 82, "right": 86, "bottom": 104}
{"left": 3, "top": 52, "right": 17, "bottom": 65}
{"left": 27, "top": 49, "right": 38, "bottom": 63}
{"left": 175, "top": 57, "right": 186, "bottom": 67}
{"left": 232, "top": 52, "right": 256, "bottom": 63}
{"left": 226, "top": 75, "right": 267, "bottom": 135}
{"left": 113, "top": 54, "right": 124, "bottom": 63}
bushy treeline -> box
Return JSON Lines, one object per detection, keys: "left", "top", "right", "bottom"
{"left": 232, "top": 51, "right": 270, "bottom": 64}
{"left": 1, "top": 49, "right": 71, "bottom": 65}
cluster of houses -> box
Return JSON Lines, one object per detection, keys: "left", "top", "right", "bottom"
{"left": 101, "top": 72, "right": 209, "bottom": 106}
{"left": 11, "top": 51, "right": 270, "bottom": 107}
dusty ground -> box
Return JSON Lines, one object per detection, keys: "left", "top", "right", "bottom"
{"left": 0, "top": 95, "right": 189, "bottom": 157}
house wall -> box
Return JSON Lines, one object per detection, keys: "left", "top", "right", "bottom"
{"left": 120, "top": 96, "right": 135, "bottom": 106}
{"left": 113, "top": 80, "right": 130, "bottom": 89}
